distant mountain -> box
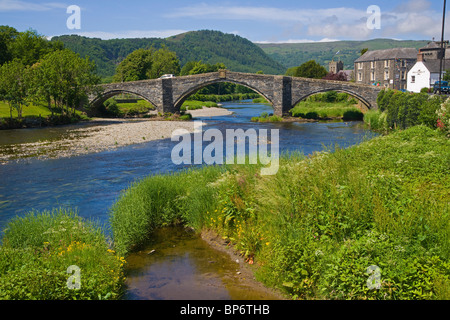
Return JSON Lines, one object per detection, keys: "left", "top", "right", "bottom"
{"left": 51, "top": 30, "right": 286, "bottom": 80}
{"left": 257, "top": 39, "right": 430, "bottom": 70}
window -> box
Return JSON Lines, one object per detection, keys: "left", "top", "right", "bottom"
{"left": 358, "top": 72, "right": 363, "bottom": 81}
{"left": 411, "top": 75, "right": 415, "bottom": 83}
{"left": 402, "top": 60, "right": 407, "bottom": 67}
{"left": 371, "top": 61, "right": 375, "bottom": 69}
{"left": 385, "top": 60, "right": 390, "bottom": 68}
{"left": 385, "top": 70, "right": 389, "bottom": 80}
{"left": 371, "top": 71, "right": 375, "bottom": 81}
{"left": 358, "top": 63, "right": 363, "bottom": 69}
{"left": 402, "top": 71, "right": 406, "bottom": 80}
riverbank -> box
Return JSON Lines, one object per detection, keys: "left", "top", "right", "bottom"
{"left": 0, "top": 106, "right": 235, "bottom": 163}
{"left": 0, "top": 119, "right": 198, "bottom": 163}
{"left": 110, "top": 125, "right": 450, "bottom": 300}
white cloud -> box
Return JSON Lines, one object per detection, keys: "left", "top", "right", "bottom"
{"left": 255, "top": 38, "right": 340, "bottom": 44}
{"left": 0, "top": 0, "right": 66, "bottom": 11}
{"left": 52, "top": 29, "right": 189, "bottom": 40}
{"left": 166, "top": 3, "right": 366, "bottom": 24}
{"left": 166, "top": 1, "right": 448, "bottom": 41}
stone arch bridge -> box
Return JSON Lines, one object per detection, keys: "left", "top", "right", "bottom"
{"left": 89, "top": 70, "right": 382, "bottom": 116}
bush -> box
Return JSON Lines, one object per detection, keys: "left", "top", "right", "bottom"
{"left": 0, "top": 209, "right": 125, "bottom": 300}
{"left": 375, "top": 90, "right": 444, "bottom": 131}
{"left": 343, "top": 110, "right": 364, "bottom": 121}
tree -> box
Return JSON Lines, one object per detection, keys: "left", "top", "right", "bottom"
{"left": 0, "top": 60, "right": 32, "bottom": 119}
{"left": 148, "top": 46, "right": 180, "bottom": 79}
{"left": 113, "top": 47, "right": 180, "bottom": 82}
{"left": 0, "top": 25, "right": 19, "bottom": 65}
{"left": 323, "top": 71, "right": 348, "bottom": 81}
{"left": 113, "top": 48, "right": 154, "bottom": 82}
{"left": 10, "top": 29, "right": 62, "bottom": 66}
{"left": 180, "top": 61, "right": 226, "bottom": 76}
{"left": 36, "top": 49, "right": 100, "bottom": 116}
{"left": 361, "top": 48, "right": 369, "bottom": 56}
{"left": 289, "top": 60, "right": 328, "bottom": 79}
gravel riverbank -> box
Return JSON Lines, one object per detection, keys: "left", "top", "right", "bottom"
{"left": 0, "top": 107, "right": 231, "bottom": 163}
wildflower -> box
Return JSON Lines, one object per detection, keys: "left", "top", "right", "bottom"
{"left": 315, "top": 249, "right": 324, "bottom": 257}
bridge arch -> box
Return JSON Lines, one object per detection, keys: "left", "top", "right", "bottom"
{"left": 292, "top": 88, "right": 373, "bottom": 112}
{"left": 173, "top": 78, "right": 275, "bottom": 110}
{"left": 90, "top": 89, "right": 158, "bottom": 109}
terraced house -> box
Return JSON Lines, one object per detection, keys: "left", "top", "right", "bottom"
{"left": 354, "top": 48, "right": 418, "bottom": 90}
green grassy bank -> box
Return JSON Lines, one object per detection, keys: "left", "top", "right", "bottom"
{"left": 0, "top": 210, "right": 125, "bottom": 300}
{"left": 0, "top": 101, "right": 89, "bottom": 129}
{"left": 110, "top": 125, "right": 449, "bottom": 300}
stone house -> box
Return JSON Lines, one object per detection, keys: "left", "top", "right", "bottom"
{"left": 354, "top": 48, "right": 418, "bottom": 90}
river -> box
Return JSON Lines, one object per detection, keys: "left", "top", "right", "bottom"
{"left": 0, "top": 100, "right": 377, "bottom": 300}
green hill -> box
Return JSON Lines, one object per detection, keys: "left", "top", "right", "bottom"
{"left": 258, "top": 38, "right": 429, "bottom": 70}
{"left": 51, "top": 30, "right": 286, "bottom": 80}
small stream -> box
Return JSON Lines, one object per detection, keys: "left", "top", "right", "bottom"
{"left": 0, "top": 101, "right": 378, "bottom": 299}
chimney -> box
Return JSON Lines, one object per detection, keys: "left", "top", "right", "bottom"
{"left": 417, "top": 53, "right": 424, "bottom": 62}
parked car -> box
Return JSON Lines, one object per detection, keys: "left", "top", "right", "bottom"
{"left": 159, "top": 74, "right": 174, "bottom": 79}
{"left": 433, "top": 81, "right": 450, "bottom": 94}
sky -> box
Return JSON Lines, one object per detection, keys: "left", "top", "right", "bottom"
{"left": 0, "top": 0, "right": 449, "bottom": 43}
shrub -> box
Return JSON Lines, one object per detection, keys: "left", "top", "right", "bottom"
{"left": 0, "top": 209, "right": 125, "bottom": 300}
{"left": 343, "top": 110, "right": 364, "bottom": 121}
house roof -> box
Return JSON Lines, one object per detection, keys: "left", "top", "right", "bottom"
{"left": 422, "top": 59, "right": 450, "bottom": 73}
{"left": 355, "top": 48, "right": 418, "bottom": 62}
{"left": 420, "top": 41, "right": 449, "bottom": 52}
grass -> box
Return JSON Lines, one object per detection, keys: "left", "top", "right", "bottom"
{"left": 115, "top": 99, "right": 154, "bottom": 116}
{"left": 109, "top": 125, "right": 449, "bottom": 300}
{"left": 251, "top": 112, "right": 283, "bottom": 123}
{"left": 0, "top": 209, "right": 126, "bottom": 300}
{"left": 290, "top": 101, "right": 364, "bottom": 120}
{"left": 181, "top": 100, "right": 218, "bottom": 111}
{"left": 1, "top": 101, "right": 55, "bottom": 119}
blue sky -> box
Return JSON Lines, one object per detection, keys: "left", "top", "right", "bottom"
{"left": 1, "top": 0, "right": 449, "bottom": 42}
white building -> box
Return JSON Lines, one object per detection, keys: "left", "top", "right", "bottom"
{"left": 407, "top": 53, "right": 448, "bottom": 93}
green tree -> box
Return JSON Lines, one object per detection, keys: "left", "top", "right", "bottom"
{"left": 361, "top": 48, "right": 369, "bottom": 56}
{"left": 113, "top": 48, "right": 154, "bottom": 82}
{"left": 0, "top": 25, "right": 19, "bottom": 65}
{"left": 10, "top": 29, "right": 62, "bottom": 66}
{"left": 148, "top": 46, "right": 180, "bottom": 79}
{"left": 180, "top": 61, "right": 226, "bottom": 76}
{"left": 36, "top": 49, "right": 100, "bottom": 116}
{"left": 0, "top": 60, "right": 32, "bottom": 119}
{"left": 289, "top": 60, "right": 328, "bottom": 79}
{"left": 113, "top": 47, "right": 180, "bottom": 82}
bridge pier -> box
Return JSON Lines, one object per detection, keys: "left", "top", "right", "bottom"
{"left": 272, "top": 76, "right": 293, "bottom": 117}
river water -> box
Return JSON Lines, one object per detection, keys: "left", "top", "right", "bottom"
{"left": 0, "top": 101, "right": 377, "bottom": 300}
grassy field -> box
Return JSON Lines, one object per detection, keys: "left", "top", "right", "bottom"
{"left": 0, "top": 101, "right": 54, "bottom": 119}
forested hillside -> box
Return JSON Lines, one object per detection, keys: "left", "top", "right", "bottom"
{"left": 52, "top": 30, "right": 286, "bottom": 80}
{"left": 258, "top": 39, "right": 429, "bottom": 70}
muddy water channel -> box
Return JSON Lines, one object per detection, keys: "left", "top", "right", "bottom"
{"left": 0, "top": 101, "right": 377, "bottom": 300}
{"left": 123, "top": 226, "right": 283, "bottom": 300}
